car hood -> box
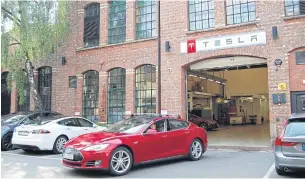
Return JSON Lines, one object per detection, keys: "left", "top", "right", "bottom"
{"left": 66, "top": 132, "right": 126, "bottom": 150}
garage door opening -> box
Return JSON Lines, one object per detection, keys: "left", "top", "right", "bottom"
{"left": 186, "top": 56, "right": 271, "bottom": 148}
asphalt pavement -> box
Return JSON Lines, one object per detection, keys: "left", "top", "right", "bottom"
{"left": 1, "top": 149, "right": 305, "bottom": 178}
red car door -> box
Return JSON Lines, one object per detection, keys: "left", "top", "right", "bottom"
{"left": 136, "top": 119, "right": 169, "bottom": 162}
{"left": 165, "top": 119, "right": 190, "bottom": 157}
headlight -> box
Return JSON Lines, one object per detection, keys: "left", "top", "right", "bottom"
{"left": 83, "top": 144, "right": 109, "bottom": 151}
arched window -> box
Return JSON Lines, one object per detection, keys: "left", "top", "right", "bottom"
{"left": 84, "top": 3, "right": 100, "bottom": 47}
{"left": 83, "top": 70, "right": 99, "bottom": 122}
{"left": 1, "top": 72, "right": 11, "bottom": 115}
{"left": 18, "top": 75, "right": 30, "bottom": 112}
{"left": 107, "top": 68, "right": 126, "bottom": 124}
{"left": 38, "top": 67, "right": 52, "bottom": 112}
{"left": 135, "top": 64, "right": 156, "bottom": 113}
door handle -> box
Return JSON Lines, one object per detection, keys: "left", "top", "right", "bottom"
{"left": 67, "top": 128, "right": 71, "bottom": 130}
{"left": 162, "top": 135, "right": 167, "bottom": 138}
{"left": 185, "top": 131, "right": 190, "bottom": 134}
{"left": 84, "top": 128, "right": 88, "bottom": 130}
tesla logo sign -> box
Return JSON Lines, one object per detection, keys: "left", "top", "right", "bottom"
{"left": 181, "top": 31, "right": 266, "bottom": 54}
{"left": 187, "top": 39, "right": 196, "bottom": 53}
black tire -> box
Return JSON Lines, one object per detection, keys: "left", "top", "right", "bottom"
{"left": 275, "top": 167, "right": 287, "bottom": 176}
{"left": 109, "top": 147, "right": 133, "bottom": 176}
{"left": 188, "top": 139, "right": 203, "bottom": 161}
{"left": 22, "top": 149, "right": 34, "bottom": 153}
{"left": 1, "top": 133, "right": 13, "bottom": 151}
{"left": 200, "top": 123, "right": 209, "bottom": 130}
{"left": 52, "top": 135, "right": 68, "bottom": 154}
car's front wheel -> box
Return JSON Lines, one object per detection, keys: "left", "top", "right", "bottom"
{"left": 109, "top": 147, "right": 133, "bottom": 176}
{"left": 188, "top": 139, "right": 203, "bottom": 161}
{"left": 1, "top": 133, "right": 13, "bottom": 151}
{"left": 200, "top": 123, "right": 209, "bottom": 130}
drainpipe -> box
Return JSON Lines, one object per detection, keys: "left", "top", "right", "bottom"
{"left": 157, "top": 0, "right": 161, "bottom": 114}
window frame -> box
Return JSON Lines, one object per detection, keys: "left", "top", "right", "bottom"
{"left": 284, "top": 0, "right": 305, "bottom": 17}
{"left": 82, "top": 70, "right": 99, "bottom": 122}
{"left": 296, "top": 51, "right": 305, "bottom": 65}
{"left": 188, "top": 0, "right": 215, "bottom": 31}
{"left": 38, "top": 66, "right": 52, "bottom": 112}
{"left": 58, "top": 118, "right": 80, "bottom": 127}
{"left": 168, "top": 118, "right": 190, "bottom": 131}
{"left": 108, "top": 0, "right": 127, "bottom": 44}
{"left": 107, "top": 68, "right": 126, "bottom": 124}
{"left": 84, "top": 3, "right": 100, "bottom": 47}
{"left": 76, "top": 117, "right": 94, "bottom": 127}
{"left": 135, "top": 64, "right": 157, "bottom": 114}
{"left": 225, "top": 0, "right": 256, "bottom": 25}
{"left": 136, "top": 0, "right": 157, "bottom": 39}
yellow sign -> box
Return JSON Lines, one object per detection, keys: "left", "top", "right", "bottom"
{"left": 278, "top": 83, "right": 287, "bottom": 91}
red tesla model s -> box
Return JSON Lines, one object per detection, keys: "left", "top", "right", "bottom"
{"left": 62, "top": 115, "right": 208, "bottom": 176}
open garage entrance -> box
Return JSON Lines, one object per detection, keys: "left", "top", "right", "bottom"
{"left": 186, "top": 56, "right": 271, "bottom": 148}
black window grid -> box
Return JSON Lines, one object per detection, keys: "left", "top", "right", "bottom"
{"left": 285, "top": 0, "right": 305, "bottom": 16}
{"left": 38, "top": 67, "right": 52, "bottom": 112}
{"left": 108, "top": 1, "right": 126, "bottom": 44}
{"left": 225, "top": 0, "right": 256, "bottom": 25}
{"left": 135, "top": 65, "right": 156, "bottom": 114}
{"left": 136, "top": 0, "right": 156, "bottom": 39}
{"left": 107, "top": 68, "right": 126, "bottom": 124}
{"left": 189, "top": 0, "right": 215, "bottom": 31}
{"left": 17, "top": 81, "right": 30, "bottom": 112}
{"left": 84, "top": 3, "right": 100, "bottom": 47}
{"left": 82, "top": 70, "right": 99, "bottom": 122}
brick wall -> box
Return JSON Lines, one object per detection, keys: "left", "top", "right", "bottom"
{"left": 7, "top": 0, "right": 305, "bottom": 138}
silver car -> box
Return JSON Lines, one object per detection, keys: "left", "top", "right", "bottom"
{"left": 274, "top": 113, "right": 305, "bottom": 175}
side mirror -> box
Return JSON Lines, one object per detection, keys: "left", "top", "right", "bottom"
{"left": 145, "top": 129, "right": 158, "bottom": 134}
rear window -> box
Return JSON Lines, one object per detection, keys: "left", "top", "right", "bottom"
{"left": 284, "top": 122, "right": 305, "bottom": 137}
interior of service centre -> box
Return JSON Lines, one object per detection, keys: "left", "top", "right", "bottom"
{"left": 186, "top": 56, "right": 271, "bottom": 148}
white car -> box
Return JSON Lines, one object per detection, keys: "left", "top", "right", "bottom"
{"left": 12, "top": 116, "right": 105, "bottom": 154}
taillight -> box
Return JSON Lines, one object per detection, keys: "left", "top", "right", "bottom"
{"left": 32, "top": 129, "right": 50, "bottom": 134}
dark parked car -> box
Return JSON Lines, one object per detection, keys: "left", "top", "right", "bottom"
{"left": 274, "top": 113, "right": 305, "bottom": 175}
{"left": 1, "top": 111, "right": 64, "bottom": 151}
{"left": 188, "top": 113, "right": 218, "bottom": 131}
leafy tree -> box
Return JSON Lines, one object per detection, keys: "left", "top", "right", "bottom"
{"left": 1, "top": 1, "right": 69, "bottom": 117}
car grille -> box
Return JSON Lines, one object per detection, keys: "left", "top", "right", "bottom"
{"left": 63, "top": 160, "right": 82, "bottom": 167}
{"left": 86, "top": 161, "right": 96, "bottom": 167}
{"left": 63, "top": 148, "right": 83, "bottom": 162}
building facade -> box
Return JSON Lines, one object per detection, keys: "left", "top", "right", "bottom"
{"left": 5, "top": 0, "right": 305, "bottom": 139}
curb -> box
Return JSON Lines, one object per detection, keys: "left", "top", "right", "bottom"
{"left": 208, "top": 145, "right": 273, "bottom": 152}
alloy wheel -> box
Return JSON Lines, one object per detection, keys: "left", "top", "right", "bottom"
{"left": 111, "top": 150, "right": 131, "bottom": 174}
{"left": 56, "top": 137, "right": 67, "bottom": 153}
{"left": 3, "top": 134, "right": 12, "bottom": 150}
{"left": 191, "top": 141, "right": 202, "bottom": 159}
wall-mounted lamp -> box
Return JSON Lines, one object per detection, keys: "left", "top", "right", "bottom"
{"left": 272, "top": 26, "right": 278, "bottom": 40}
{"left": 165, "top": 41, "right": 171, "bottom": 52}
{"left": 274, "top": 59, "right": 282, "bottom": 71}
{"left": 61, "top": 56, "right": 67, "bottom": 66}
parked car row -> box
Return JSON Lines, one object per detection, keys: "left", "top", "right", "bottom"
{"left": 1, "top": 111, "right": 105, "bottom": 153}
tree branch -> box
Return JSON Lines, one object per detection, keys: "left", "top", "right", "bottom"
{"left": 1, "top": 6, "right": 21, "bottom": 26}
{"left": 9, "top": 42, "right": 20, "bottom": 46}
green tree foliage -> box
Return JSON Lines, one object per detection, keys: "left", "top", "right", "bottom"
{"left": 1, "top": 1, "right": 69, "bottom": 112}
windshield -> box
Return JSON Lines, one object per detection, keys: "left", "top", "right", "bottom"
{"left": 104, "top": 116, "right": 154, "bottom": 133}
{"left": 3, "top": 115, "right": 25, "bottom": 124}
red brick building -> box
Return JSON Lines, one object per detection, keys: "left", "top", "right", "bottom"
{"left": 4, "top": 0, "right": 305, "bottom": 140}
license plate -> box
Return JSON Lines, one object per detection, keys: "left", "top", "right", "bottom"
{"left": 63, "top": 153, "right": 74, "bottom": 160}
{"left": 18, "top": 131, "right": 29, "bottom": 136}
{"left": 302, "top": 143, "right": 305, "bottom": 151}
